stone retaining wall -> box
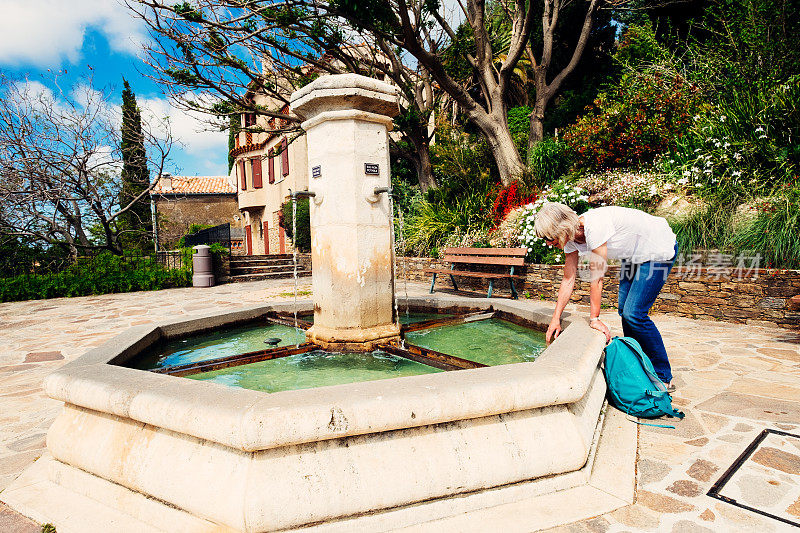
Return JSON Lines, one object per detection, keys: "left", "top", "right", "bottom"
{"left": 397, "top": 257, "right": 800, "bottom": 329}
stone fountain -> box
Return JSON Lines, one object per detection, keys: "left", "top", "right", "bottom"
{"left": 1, "top": 75, "right": 635, "bottom": 533}
{"left": 290, "top": 74, "right": 401, "bottom": 350}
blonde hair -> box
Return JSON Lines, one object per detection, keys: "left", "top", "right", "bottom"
{"left": 534, "top": 202, "right": 580, "bottom": 247}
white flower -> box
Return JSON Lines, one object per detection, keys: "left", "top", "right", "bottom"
{"left": 723, "top": 142, "right": 730, "bottom": 148}
{"left": 677, "top": 177, "right": 688, "bottom": 185}
{"left": 755, "top": 126, "right": 764, "bottom": 133}
{"left": 683, "top": 170, "right": 691, "bottom": 177}
{"left": 732, "top": 170, "right": 742, "bottom": 178}
{"left": 720, "top": 115, "right": 727, "bottom": 122}
{"left": 734, "top": 152, "right": 742, "bottom": 160}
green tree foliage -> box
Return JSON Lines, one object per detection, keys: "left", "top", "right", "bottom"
{"left": 119, "top": 79, "right": 152, "bottom": 249}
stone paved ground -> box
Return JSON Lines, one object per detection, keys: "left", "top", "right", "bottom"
{"left": 1, "top": 280, "right": 799, "bottom": 532}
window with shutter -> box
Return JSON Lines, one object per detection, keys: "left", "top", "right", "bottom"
{"left": 281, "top": 137, "right": 289, "bottom": 176}
{"left": 238, "top": 160, "right": 246, "bottom": 190}
{"left": 252, "top": 157, "right": 262, "bottom": 188}
{"left": 268, "top": 148, "right": 275, "bottom": 184}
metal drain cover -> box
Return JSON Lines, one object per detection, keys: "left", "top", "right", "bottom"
{"left": 708, "top": 429, "right": 800, "bottom": 527}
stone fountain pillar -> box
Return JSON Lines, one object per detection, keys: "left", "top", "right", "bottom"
{"left": 290, "top": 74, "right": 401, "bottom": 350}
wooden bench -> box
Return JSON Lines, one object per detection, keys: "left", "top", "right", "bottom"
{"left": 424, "top": 247, "right": 527, "bottom": 298}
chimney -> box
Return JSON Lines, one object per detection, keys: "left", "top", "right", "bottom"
{"left": 161, "top": 173, "right": 172, "bottom": 191}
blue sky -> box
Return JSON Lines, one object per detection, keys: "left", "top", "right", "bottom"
{"left": 0, "top": 0, "right": 229, "bottom": 177}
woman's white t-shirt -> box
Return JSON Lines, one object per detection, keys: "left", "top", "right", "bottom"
{"left": 563, "top": 206, "right": 676, "bottom": 263}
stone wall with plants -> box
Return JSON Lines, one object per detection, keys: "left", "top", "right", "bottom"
{"left": 398, "top": 257, "right": 800, "bottom": 329}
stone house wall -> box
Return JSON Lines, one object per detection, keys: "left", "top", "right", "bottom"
{"left": 397, "top": 257, "right": 800, "bottom": 329}
{"left": 154, "top": 195, "right": 240, "bottom": 249}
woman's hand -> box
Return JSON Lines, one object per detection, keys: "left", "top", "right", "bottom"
{"left": 590, "top": 319, "right": 611, "bottom": 344}
{"left": 546, "top": 319, "right": 562, "bottom": 344}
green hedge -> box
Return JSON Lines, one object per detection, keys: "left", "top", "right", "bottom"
{"left": 0, "top": 252, "right": 192, "bottom": 302}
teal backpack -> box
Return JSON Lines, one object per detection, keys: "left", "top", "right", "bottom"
{"left": 603, "top": 336, "right": 685, "bottom": 428}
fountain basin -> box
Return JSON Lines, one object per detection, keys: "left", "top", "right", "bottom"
{"left": 25, "top": 296, "right": 610, "bottom": 532}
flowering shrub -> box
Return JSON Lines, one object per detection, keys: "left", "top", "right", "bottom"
{"left": 577, "top": 169, "right": 664, "bottom": 208}
{"left": 489, "top": 181, "right": 537, "bottom": 225}
{"left": 515, "top": 180, "right": 591, "bottom": 264}
{"left": 563, "top": 65, "right": 702, "bottom": 170}
{"left": 488, "top": 207, "right": 525, "bottom": 248}
{"left": 661, "top": 75, "right": 800, "bottom": 198}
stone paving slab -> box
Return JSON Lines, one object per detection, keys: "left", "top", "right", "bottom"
{"left": 717, "top": 431, "right": 800, "bottom": 525}
{"left": 1, "top": 280, "right": 799, "bottom": 532}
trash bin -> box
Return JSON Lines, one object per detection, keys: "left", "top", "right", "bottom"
{"left": 192, "top": 245, "right": 215, "bottom": 287}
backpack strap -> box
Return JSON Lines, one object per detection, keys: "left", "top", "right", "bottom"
{"left": 623, "top": 404, "right": 677, "bottom": 429}
{"left": 645, "top": 390, "right": 686, "bottom": 420}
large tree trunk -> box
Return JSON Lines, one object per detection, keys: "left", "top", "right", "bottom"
{"left": 407, "top": 122, "right": 436, "bottom": 191}
{"left": 474, "top": 112, "right": 527, "bottom": 185}
{"left": 526, "top": 0, "right": 599, "bottom": 165}
{"left": 527, "top": 95, "right": 548, "bottom": 163}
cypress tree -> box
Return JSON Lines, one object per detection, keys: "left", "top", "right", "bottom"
{"left": 119, "top": 79, "right": 152, "bottom": 249}
{"left": 228, "top": 112, "right": 240, "bottom": 172}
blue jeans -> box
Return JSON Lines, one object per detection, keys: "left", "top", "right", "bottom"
{"left": 617, "top": 243, "right": 678, "bottom": 383}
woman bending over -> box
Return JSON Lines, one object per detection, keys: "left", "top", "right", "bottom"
{"left": 534, "top": 202, "right": 678, "bottom": 390}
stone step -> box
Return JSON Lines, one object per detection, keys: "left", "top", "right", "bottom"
{"left": 230, "top": 258, "right": 296, "bottom": 267}
{"left": 226, "top": 270, "right": 311, "bottom": 283}
{"left": 233, "top": 254, "right": 294, "bottom": 260}
{"left": 230, "top": 264, "right": 300, "bottom": 274}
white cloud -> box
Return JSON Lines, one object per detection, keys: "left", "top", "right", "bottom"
{"left": 0, "top": 0, "right": 147, "bottom": 67}
{"left": 139, "top": 96, "right": 228, "bottom": 175}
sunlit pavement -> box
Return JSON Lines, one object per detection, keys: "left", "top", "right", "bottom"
{"left": 1, "top": 280, "right": 798, "bottom": 532}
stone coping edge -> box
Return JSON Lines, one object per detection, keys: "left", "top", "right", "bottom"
{"left": 43, "top": 296, "right": 606, "bottom": 452}
{"left": 290, "top": 73, "right": 398, "bottom": 106}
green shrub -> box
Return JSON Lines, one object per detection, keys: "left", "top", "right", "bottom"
{"left": 669, "top": 201, "right": 733, "bottom": 259}
{"left": 0, "top": 252, "right": 192, "bottom": 302}
{"left": 669, "top": 185, "right": 800, "bottom": 269}
{"left": 729, "top": 187, "right": 800, "bottom": 269}
{"left": 528, "top": 137, "right": 572, "bottom": 186}
{"left": 507, "top": 106, "right": 531, "bottom": 135}
{"left": 281, "top": 197, "right": 311, "bottom": 252}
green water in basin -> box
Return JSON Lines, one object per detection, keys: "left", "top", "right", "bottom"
{"left": 131, "top": 322, "right": 307, "bottom": 370}
{"left": 404, "top": 318, "right": 546, "bottom": 366}
{"left": 129, "top": 313, "right": 545, "bottom": 394}
{"left": 189, "top": 349, "right": 442, "bottom": 393}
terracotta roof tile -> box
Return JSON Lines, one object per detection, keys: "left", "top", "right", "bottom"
{"left": 151, "top": 176, "right": 236, "bottom": 195}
